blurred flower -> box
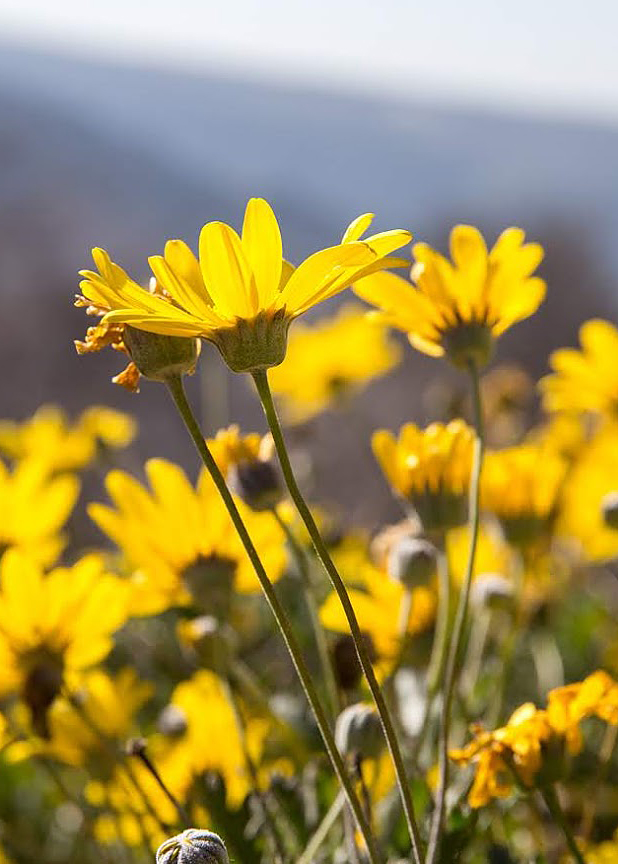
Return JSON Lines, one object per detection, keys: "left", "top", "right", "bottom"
{"left": 446, "top": 520, "right": 513, "bottom": 587}
{"left": 0, "top": 550, "right": 128, "bottom": 737}
{"left": 89, "top": 458, "right": 286, "bottom": 616}
{"left": 74, "top": 307, "right": 141, "bottom": 392}
{"left": 558, "top": 422, "right": 618, "bottom": 562}
{"left": 207, "top": 426, "right": 282, "bottom": 511}
{"left": 320, "top": 536, "right": 435, "bottom": 678}
{"left": 0, "top": 405, "right": 136, "bottom": 474}
{"left": 480, "top": 364, "right": 533, "bottom": 447}
{"left": 540, "top": 319, "right": 618, "bottom": 417}
{"left": 355, "top": 225, "right": 545, "bottom": 368}
{"left": 77, "top": 201, "right": 410, "bottom": 373}
{"left": 547, "top": 670, "right": 618, "bottom": 754}
{"left": 157, "top": 830, "right": 229, "bottom": 864}
{"left": 0, "top": 458, "right": 79, "bottom": 566}
{"left": 581, "top": 829, "right": 618, "bottom": 864}
{"left": 450, "top": 702, "right": 553, "bottom": 807}
{"left": 268, "top": 303, "right": 401, "bottom": 423}
{"left": 372, "top": 421, "right": 474, "bottom": 533}
{"left": 481, "top": 443, "right": 568, "bottom": 547}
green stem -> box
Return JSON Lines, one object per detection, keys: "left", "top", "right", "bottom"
{"left": 297, "top": 792, "right": 345, "bottom": 864}
{"left": 165, "top": 374, "right": 381, "bottom": 864}
{"left": 540, "top": 785, "right": 586, "bottom": 864}
{"left": 272, "top": 507, "right": 340, "bottom": 721}
{"left": 426, "top": 361, "right": 484, "bottom": 864}
{"left": 252, "top": 368, "right": 423, "bottom": 864}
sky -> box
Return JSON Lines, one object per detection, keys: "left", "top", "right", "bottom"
{"left": 0, "top": 0, "right": 617, "bottom": 123}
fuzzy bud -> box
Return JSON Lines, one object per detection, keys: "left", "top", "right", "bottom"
{"left": 470, "top": 573, "right": 514, "bottom": 612}
{"left": 123, "top": 325, "right": 200, "bottom": 383}
{"left": 228, "top": 459, "right": 283, "bottom": 511}
{"left": 602, "top": 491, "right": 618, "bottom": 530}
{"left": 157, "top": 704, "right": 188, "bottom": 739}
{"left": 156, "top": 829, "right": 229, "bottom": 864}
{"left": 387, "top": 536, "right": 437, "bottom": 589}
{"left": 335, "top": 703, "right": 383, "bottom": 760}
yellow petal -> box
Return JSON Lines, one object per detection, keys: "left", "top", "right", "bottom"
{"left": 242, "top": 198, "right": 283, "bottom": 308}
{"left": 199, "top": 221, "right": 258, "bottom": 319}
{"left": 342, "top": 213, "right": 374, "bottom": 243}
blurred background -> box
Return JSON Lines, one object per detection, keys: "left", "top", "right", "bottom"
{"left": 1, "top": 0, "right": 617, "bottom": 524}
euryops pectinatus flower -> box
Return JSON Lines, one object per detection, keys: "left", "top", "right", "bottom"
{"left": 354, "top": 225, "right": 545, "bottom": 368}
{"left": 77, "top": 200, "right": 411, "bottom": 373}
{"left": 372, "top": 421, "right": 475, "bottom": 532}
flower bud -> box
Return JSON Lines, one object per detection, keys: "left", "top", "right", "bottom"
{"left": 228, "top": 459, "right": 283, "bottom": 511}
{"left": 470, "top": 573, "right": 514, "bottom": 613}
{"left": 157, "top": 704, "right": 188, "bottom": 739}
{"left": 156, "top": 829, "right": 229, "bottom": 864}
{"left": 335, "top": 703, "right": 383, "bottom": 760}
{"left": 602, "top": 491, "right": 618, "bottom": 530}
{"left": 331, "top": 632, "right": 377, "bottom": 693}
{"left": 123, "top": 325, "right": 200, "bottom": 383}
{"left": 387, "top": 536, "right": 437, "bottom": 589}
{"left": 177, "top": 615, "right": 236, "bottom": 673}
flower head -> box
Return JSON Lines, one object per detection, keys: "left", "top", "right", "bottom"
{"left": 77, "top": 200, "right": 411, "bottom": 373}
{"left": 268, "top": 303, "right": 401, "bottom": 423}
{"left": 540, "top": 319, "right": 618, "bottom": 417}
{"left": 372, "top": 420, "right": 475, "bottom": 533}
{"left": 157, "top": 830, "right": 229, "bottom": 864}
{"left": 355, "top": 225, "right": 545, "bottom": 368}
{"left": 0, "top": 551, "right": 128, "bottom": 737}
{"left": 89, "top": 458, "right": 286, "bottom": 616}
{"left": 547, "top": 670, "right": 618, "bottom": 754}
{"left": 207, "top": 426, "right": 281, "bottom": 511}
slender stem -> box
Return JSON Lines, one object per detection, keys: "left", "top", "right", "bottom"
{"left": 540, "top": 785, "right": 586, "bottom": 864}
{"left": 165, "top": 374, "right": 381, "bottom": 864}
{"left": 131, "top": 744, "right": 190, "bottom": 829}
{"left": 426, "top": 361, "right": 484, "bottom": 864}
{"left": 297, "top": 792, "right": 345, "bottom": 864}
{"left": 272, "top": 506, "right": 340, "bottom": 721}
{"left": 252, "top": 368, "right": 423, "bottom": 864}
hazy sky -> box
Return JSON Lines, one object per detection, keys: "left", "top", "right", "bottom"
{"left": 1, "top": 0, "right": 617, "bottom": 122}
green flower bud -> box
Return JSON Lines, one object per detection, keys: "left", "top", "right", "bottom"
{"left": 123, "top": 325, "right": 200, "bottom": 383}
{"left": 387, "top": 536, "right": 437, "bottom": 588}
{"left": 602, "top": 491, "right": 618, "bottom": 530}
{"left": 156, "top": 830, "right": 229, "bottom": 864}
{"left": 335, "top": 703, "right": 383, "bottom": 760}
{"left": 228, "top": 459, "right": 283, "bottom": 511}
{"left": 470, "top": 573, "right": 514, "bottom": 612}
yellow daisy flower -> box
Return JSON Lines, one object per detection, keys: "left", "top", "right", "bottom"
{"left": 77, "top": 200, "right": 411, "bottom": 373}
{"left": 547, "top": 670, "right": 618, "bottom": 755}
{"left": 354, "top": 225, "right": 545, "bottom": 368}
{"left": 320, "top": 536, "right": 436, "bottom": 679}
{"left": 207, "top": 425, "right": 281, "bottom": 512}
{"left": 0, "top": 457, "right": 79, "bottom": 566}
{"left": 88, "top": 458, "right": 286, "bottom": 616}
{"left": 0, "top": 550, "right": 128, "bottom": 737}
{"left": 481, "top": 443, "right": 568, "bottom": 547}
{"left": 268, "top": 303, "right": 401, "bottom": 423}
{"left": 372, "top": 420, "right": 475, "bottom": 533}
{"left": 0, "top": 405, "right": 136, "bottom": 474}
{"left": 540, "top": 319, "right": 618, "bottom": 417}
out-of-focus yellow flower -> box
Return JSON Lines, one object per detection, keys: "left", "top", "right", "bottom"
{"left": 480, "top": 364, "right": 534, "bottom": 447}
{"left": 207, "top": 425, "right": 268, "bottom": 477}
{"left": 0, "top": 458, "right": 79, "bottom": 566}
{"left": 529, "top": 412, "right": 587, "bottom": 460}
{"left": 0, "top": 551, "right": 128, "bottom": 738}
{"left": 582, "top": 829, "right": 618, "bottom": 864}
{"left": 268, "top": 303, "right": 401, "bottom": 423}
{"left": 372, "top": 421, "right": 474, "bottom": 533}
{"left": 558, "top": 422, "right": 618, "bottom": 562}
{"left": 547, "top": 670, "right": 618, "bottom": 755}
{"left": 0, "top": 405, "right": 136, "bottom": 474}
{"left": 77, "top": 201, "right": 411, "bottom": 373}
{"left": 355, "top": 225, "right": 545, "bottom": 368}
{"left": 320, "top": 536, "right": 435, "bottom": 678}
{"left": 481, "top": 444, "right": 568, "bottom": 547}
{"left": 446, "top": 520, "right": 514, "bottom": 588}
{"left": 23, "top": 668, "right": 153, "bottom": 772}
{"left": 89, "top": 458, "right": 286, "bottom": 616}
{"left": 450, "top": 702, "right": 553, "bottom": 807}
{"left": 540, "top": 319, "right": 618, "bottom": 417}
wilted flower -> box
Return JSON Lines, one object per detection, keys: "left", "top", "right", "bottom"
{"left": 355, "top": 225, "right": 545, "bottom": 368}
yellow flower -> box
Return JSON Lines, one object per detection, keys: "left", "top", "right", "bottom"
{"left": 0, "top": 550, "right": 128, "bottom": 737}
{"left": 450, "top": 703, "right": 553, "bottom": 808}
{"left": 446, "top": 520, "right": 514, "bottom": 587}
{"left": 547, "top": 670, "right": 618, "bottom": 755}
{"left": 0, "top": 405, "right": 136, "bottom": 474}
{"left": 19, "top": 668, "right": 153, "bottom": 772}
{"left": 268, "top": 303, "right": 401, "bottom": 423}
{"left": 320, "top": 536, "right": 435, "bottom": 678}
{"left": 0, "top": 457, "right": 79, "bottom": 566}
{"left": 540, "top": 319, "right": 618, "bottom": 417}
{"left": 77, "top": 200, "right": 411, "bottom": 373}
{"left": 372, "top": 420, "right": 475, "bottom": 533}
{"left": 355, "top": 225, "right": 545, "bottom": 368}
{"left": 582, "top": 829, "right": 618, "bottom": 864}
{"left": 557, "top": 422, "right": 618, "bottom": 562}
{"left": 89, "top": 458, "right": 286, "bottom": 616}
{"left": 481, "top": 443, "right": 568, "bottom": 546}
{"left": 207, "top": 425, "right": 267, "bottom": 477}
